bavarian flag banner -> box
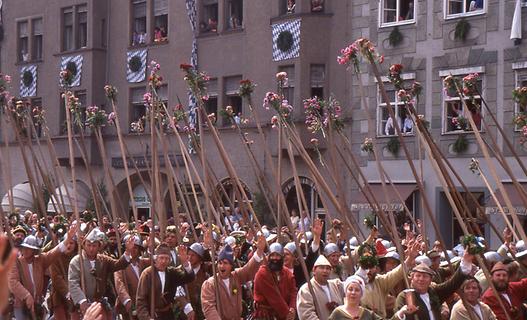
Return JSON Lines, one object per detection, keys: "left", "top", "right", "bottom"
{"left": 20, "top": 64, "right": 37, "bottom": 97}
{"left": 272, "top": 19, "right": 301, "bottom": 61}
{"left": 127, "top": 49, "right": 148, "bottom": 83}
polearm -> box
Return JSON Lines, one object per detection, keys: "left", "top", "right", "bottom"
{"left": 455, "top": 82, "right": 527, "bottom": 245}
{"left": 105, "top": 87, "right": 140, "bottom": 226}
{"left": 408, "top": 110, "right": 512, "bottom": 320}
{"left": 63, "top": 90, "right": 86, "bottom": 296}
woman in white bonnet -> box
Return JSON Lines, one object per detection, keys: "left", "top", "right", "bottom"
{"left": 329, "top": 275, "right": 414, "bottom": 320}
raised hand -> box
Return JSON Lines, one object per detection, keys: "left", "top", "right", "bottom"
{"left": 256, "top": 235, "right": 266, "bottom": 255}
{"left": 177, "top": 244, "right": 189, "bottom": 265}
{"left": 312, "top": 218, "right": 324, "bottom": 241}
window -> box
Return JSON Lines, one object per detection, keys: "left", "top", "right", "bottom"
{"left": 204, "top": 78, "right": 218, "bottom": 124}
{"left": 153, "top": 0, "right": 168, "bottom": 43}
{"left": 279, "top": 65, "right": 295, "bottom": 108}
{"left": 200, "top": 0, "right": 218, "bottom": 33}
{"left": 18, "top": 21, "right": 29, "bottom": 62}
{"left": 280, "top": 0, "right": 296, "bottom": 15}
{"left": 130, "top": 87, "right": 147, "bottom": 132}
{"left": 380, "top": 0, "right": 415, "bottom": 26}
{"left": 449, "top": 192, "right": 485, "bottom": 246}
{"left": 62, "top": 4, "right": 88, "bottom": 51}
{"left": 377, "top": 83, "right": 414, "bottom": 136}
{"left": 226, "top": 0, "right": 243, "bottom": 30}
{"left": 132, "top": 0, "right": 147, "bottom": 46}
{"left": 224, "top": 76, "right": 242, "bottom": 126}
{"left": 32, "top": 18, "right": 43, "bottom": 60}
{"left": 442, "top": 76, "right": 483, "bottom": 133}
{"left": 514, "top": 74, "right": 527, "bottom": 131}
{"left": 445, "top": 0, "right": 485, "bottom": 18}
{"left": 311, "top": 0, "right": 325, "bottom": 13}
{"left": 77, "top": 5, "right": 88, "bottom": 48}
{"left": 310, "top": 64, "right": 325, "bottom": 99}
{"left": 62, "top": 7, "right": 74, "bottom": 51}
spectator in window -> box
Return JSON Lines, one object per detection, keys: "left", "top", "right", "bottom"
{"left": 311, "top": 0, "right": 324, "bottom": 12}
{"left": 207, "top": 18, "right": 218, "bottom": 32}
{"left": 154, "top": 27, "right": 162, "bottom": 42}
{"left": 21, "top": 50, "right": 30, "bottom": 62}
{"left": 403, "top": 115, "right": 414, "bottom": 134}
{"left": 229, "top": 16, "right": 240, "bottom": 29}
{"left": 138, "top": 32, "right": 146, "bottom": 44}
{"left": 405, "top": 1, "right": 414, "bottom": 20}
{"left": 159, "top": 26, "right": 167, "bottom": 40}
{"left": 287, "top": 0, "right": 296, "bottom": 13}
{"left": 385, "top": 115, "right": 395, "bottom": 135}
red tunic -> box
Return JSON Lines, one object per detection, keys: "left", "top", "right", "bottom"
{"left": 253, "top": 265, "right": 297, "bottom": 320}
{"left": 481, "top": 278, "right": 527, "bottom": 320}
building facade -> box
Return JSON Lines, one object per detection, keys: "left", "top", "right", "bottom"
{"left": 0, "top": 0, "right": 525, "bottom": 248}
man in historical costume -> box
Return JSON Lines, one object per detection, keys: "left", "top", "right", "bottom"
{"left": 253, "top": 243, "right": 297, "bottom": 320}
{"left": 481, "top": 261, "right": 527, "bottom": 320}
{"left": 200, "top": 235, "right": 266, "bottom": 320}
{"left": 49, "top": 236, "right": 78, "bottom": 320}
{"left": 357, "top": 240, "right": 420, "bottom": 317}
{"left": 68, "top": 227, "right": 136, "bottom": 320}
{"left": 114, "top": 234, "right": 150, "bottom": 320}
{"left": 135, "top": 243, "right": 195, "bottom": 320}
{"left": 8, "top": 224, "right": 77, "bottom": 320}
{"left": 394, "top": 251, "right": 474, "bottom": 320}
{"left": 451, "top": 277, "right": 497, "bottom": 320}
{"left": 296, "top": 255, "right": 345, "bottom": 320}
{"left": 103, "top": 228, "right": 120, "bottom": 259}
{"left": 175, "top": 242, "right": 212, "bottom": 320}
{"left": 11, "top": 225, "right": 27, "bottom": 247}
{"left": 164, "top": 226, "right": 180, "bottom": 266}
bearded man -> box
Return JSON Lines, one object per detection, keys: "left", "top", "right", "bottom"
{"left": 481, "top": 261, "right": 527, "bottom": 320}
{"left": 253, "top": 243, "right": 297, "bottom": 320}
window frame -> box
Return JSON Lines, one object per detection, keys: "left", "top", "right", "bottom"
{"left": 61, "top": 4, "right": 88, "bottom": 52}
{"left": 376, "top": 74, "right": 416, "bottom": 137}
{"left": 129, "top": 86, "right": 148, "bottom": 133}
{"left": 225, "top": 0, "right": 243, "bottom": 30}
{"left": 444, "top": 0, "right": 487, "bottom": 20}
{"left": 131, "top": 0, "right": 147, "bottom": 46}
{"left": 17, "top": 20, "right": 30, "bottom": 62}
{"left": 31, "top": 18, "right": 43, "bottom": 61}
{"left": 278, "top": 65, "right": 295, "bottom": 109}
{"left": 439, "top": 68, "right": 485, "bottom": 135}
{"left": 200, "top": 0, "right": 219, "bottom": 34}
{"left": 223, "top": 76, "right": 243, "bottom": 126}
{"left": 153, "top": 0, "right": 169, "bottom": 43}
{"left": 378, "top": 0, "right": 416, "bottom": 28}
{"left": 514, "top": 70, "right": 527, "bottom": 132}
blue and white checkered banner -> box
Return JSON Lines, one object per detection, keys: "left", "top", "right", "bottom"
{"left": 272, "top": 19, "right": 301, "bottom": 61}
{"left": 186, "top": 0, "right": 198, "bottom": 153}
{"left": 60, "top": 55, "right": 83, "bottom": 87}
{"left": 20, "top": 64, "right": 37, "bottom": 97}
{"left": 126, "top": 49, "right": 147, "bottom": 83}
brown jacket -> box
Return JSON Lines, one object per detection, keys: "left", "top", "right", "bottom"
{"left": 200, "top": 255, "right": 262, "bottom": 320}
{"left": 50, "top": 251, "right": 75, "bottom": 308}
{"left": 8, "top": 244, "right": 63, "bottom": 308}
{"left": 135, "top": 265, "right": 195, "bottom": 320}
{"left": 114, "top": 258, "right": 149, "bottom": 311}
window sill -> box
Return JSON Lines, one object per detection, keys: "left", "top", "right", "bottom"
{"left": 376, "top": 133, "right": 415, "bottom": 138}
{"left": 270, "top": 12, "right": 333, "bottom": 23}
{"left": 221, "top": 27, "right": 244, "bottom": 35}
{"left": 198, "top": 31, "right": 219, "bottom": 38}
{"left": 441, "top": 130, "right": 483, "bottom": 135}
{"left": 54, "top": 47, "right": 93, "bottom": 56}
{"left": 15, "top": 59, "right": 43, "bottom": 66}
{"left": 444, "top": 10, "right": 486, "bottom": 20}
{"left": 379, "top": 19, "right": 416, "bottom": 29}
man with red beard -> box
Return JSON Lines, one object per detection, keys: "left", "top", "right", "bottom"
{"left": 253, "top": 243, "right": 297, "bottom": 320}
{"left": 482, "top": 261, "right": 527, "bottom": 320}
{"left": 201, "top": 235, "right": 266, "bottom": 320}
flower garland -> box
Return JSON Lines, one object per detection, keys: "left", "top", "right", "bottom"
{"left": 104, "top": 85, "right": 118, "bottom": 102}
{"left": 462, "top": 234, "right": 485, "bottom": 255}
{"left": 357, "top": 243, "right": 378, "bottom": 269}
{"left": 180, "top": 63, "right": 210, "bottom": 102}
{"left": 85, "top": 105, "right": 110, "bottom": 128}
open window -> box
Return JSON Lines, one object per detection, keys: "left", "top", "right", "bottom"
{"left": 200, "top": 0, "right": 218, "bottom": 33}
{"left": 377, "top": 82, "right": 414, "bottom": 136}
{"left": 442, "top": 75, "right": 483, "bottom": 133}
{"left": 131, "top": 0, "right": 147, "bottom": 46}
{"left": 226, "top": 0, "right": 243, "bottom": 30}
{"left": 153, "top": 0, "right": 168, "bottom": 43}
{"left": 445, "top": 0, "right": 485, "bottom": 18}
{"left": 380, "top": 0, "right": 415, "bottom": 26}
{"left": 17, "top": 21, "right": 29, "bottom": 62}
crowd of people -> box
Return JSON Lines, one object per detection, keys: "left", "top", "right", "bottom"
{"left": 0, "top": 208, "right": 526, "bottom": 320}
